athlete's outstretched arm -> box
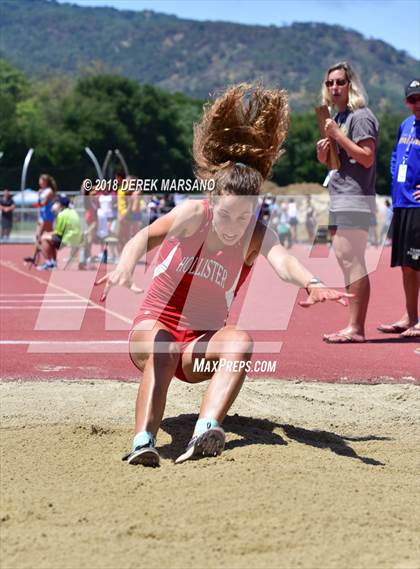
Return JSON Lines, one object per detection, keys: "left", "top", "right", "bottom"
{"left": 261, "top": 227, "right": 352, "bottom": 307}
{"left": 96, "top": 199, "right": 204, "bottom": 300}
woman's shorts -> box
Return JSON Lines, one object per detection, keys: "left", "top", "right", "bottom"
{"left": 391, "top": 208, "right": 420, "bottom": 270}
{"left": 328, "top": 210, "right": 371, "bottom": 231}
{"left": 51, "top": 234, "right": 62, "bottom": 249}
{"left": 130, "top": 314, "right": 210, "bottom": 382}
{"left": 39, "top": 220, "right": 54, "bottom": 232}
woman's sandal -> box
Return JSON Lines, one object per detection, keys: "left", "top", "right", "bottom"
{"left": 323, "top": 332, "right": 366, "bottom": 344}
{"left": 377, "top": 324, "right": 409, "bottom": 334}
{"left": 400, "top": 326, "right": 420, "bottom": 338}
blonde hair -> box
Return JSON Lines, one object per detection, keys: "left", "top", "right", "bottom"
{"left": 193, "top": 83, "right": 289, "bottom": 196}
{"left": 39, "top": 174, "right": 57, "bottom": 195}
{"left": 321, "top": 62, "right": 368, "bottom": 112}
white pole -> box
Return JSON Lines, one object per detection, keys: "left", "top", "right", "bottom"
{"left": 21, "top": 148, "right": 34, "bottom": 192}
{"left": 85, "top": 147, "right": 103, "bottom": 180}
{"left": 115, "top": 149, "right": 129, "bottom": 177}
{"left": 102, "top": 150, "right": 112, "bottom": 179}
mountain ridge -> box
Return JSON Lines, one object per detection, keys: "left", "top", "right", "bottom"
{"left": 0, "top": 0, "right": 418, "bottom": 111}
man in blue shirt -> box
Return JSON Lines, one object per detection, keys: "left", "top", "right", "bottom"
{"left": 378, "top": 79, "right": 420, "bottom": 338}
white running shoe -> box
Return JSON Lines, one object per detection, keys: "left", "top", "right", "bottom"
{"left": 36, "top": 260, "right": 56, "bottom": 271}
{"left": 122, "top": 443, "right": 160, "bottom": 467}
{"left": 175, "top": 427, "right": 225, "bottom": 464}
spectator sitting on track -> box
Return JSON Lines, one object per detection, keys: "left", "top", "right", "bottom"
{"left": 36, "top": 194, "right": 82, "bottom": 271}
{"left": 377, "top": 79, "right": 420, "bottom": 338}
{"left": 0, "top": 189, "right": 15, "bottom": 241}
{"left": 96, "top": 83, "right": 351, "bottom": 468}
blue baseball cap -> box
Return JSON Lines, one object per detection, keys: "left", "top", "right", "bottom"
{"left": 57, "top": 194, "right": 70, "bottom": 207}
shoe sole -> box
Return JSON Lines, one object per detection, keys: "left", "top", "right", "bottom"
{"left": 175, "top": 428, "right": 225, "bottom": 464}
{"left": 127, "top": 448, "right": 160, "bottom": 467}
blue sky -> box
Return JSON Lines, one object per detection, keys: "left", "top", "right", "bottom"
{"left": 57, "top": 0, "right": 420, "bottom": 59}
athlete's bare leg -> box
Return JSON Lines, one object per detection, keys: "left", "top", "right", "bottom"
{"left": 40, "top": 234, "right": 57, "bottom": 261}
{"left": 129, "top": 320, "right": 181, "bottom": 436}
{"left": 181, "top": 325, "right": 253, "bottom": 425}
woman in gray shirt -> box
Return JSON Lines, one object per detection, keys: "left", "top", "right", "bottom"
{"left": 316, "top": 61, "right": 378, "bottom": 343}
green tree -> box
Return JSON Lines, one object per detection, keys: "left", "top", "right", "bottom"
{"left": 0, "top": 59, "right": 30, "bottom": 163}
{"left": 273, "top": 112, "right": 326, "bottom": 186}
{"left": 0, "top": 58, "right": 29, "bottom": 100}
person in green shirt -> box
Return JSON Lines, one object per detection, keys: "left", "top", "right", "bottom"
{"left": 37, "top": 194, "right": 82, "bottom": 270}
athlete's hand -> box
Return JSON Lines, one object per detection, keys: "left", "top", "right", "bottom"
{"left": 414, "top": 185, "right": 420, "bottom": 202}
{"left": 299, "top": 285, "right": 353, "bottom": 308}
{"left": 95, "top": 267, "right": 143, "bottom": 302}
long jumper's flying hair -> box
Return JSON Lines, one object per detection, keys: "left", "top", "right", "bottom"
{"left": 193, "top": 83, "right": 289, "bottom": 195}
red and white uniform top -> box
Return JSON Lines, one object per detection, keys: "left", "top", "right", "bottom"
{"left": 136, "top": 200, "right": 256, "bottom": 332}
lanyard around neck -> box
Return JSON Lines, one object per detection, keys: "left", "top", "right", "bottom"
{"left": 401, "top": 119, "right": 417, "bottom": 165}
{"left": 334, "top": 108, "right": 350, "bottom": 128}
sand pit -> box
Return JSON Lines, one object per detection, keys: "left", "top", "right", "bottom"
{"left": 1, "top": 379, "right": 419, "bottom": 569}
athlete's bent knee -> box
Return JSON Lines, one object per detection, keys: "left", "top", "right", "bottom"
{"left": 226, "top": 329, "right": 254, "bottom": 355}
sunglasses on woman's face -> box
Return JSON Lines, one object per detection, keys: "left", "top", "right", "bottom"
{"left": 325, "top": 79, "right": 348, "bottom": 88}
{"left": 407, "top": 95, "right": 420, "bottom": 104}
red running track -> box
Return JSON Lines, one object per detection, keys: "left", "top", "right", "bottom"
{"left": 0, "top": 244, "right": 418, "bottom": 384}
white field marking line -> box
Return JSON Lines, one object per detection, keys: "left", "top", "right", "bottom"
{"left": 0, "top": 306, "right": 99, "bottom": 310}
{"left": 0, "top": 339, "right": 282, "bottom": 352}
{"left": 0, "top": 299, "right": 88, "bottom": 303}
{"left": 0, "top": 340, "right": 127, "bottom": 344}
{"left": 0, "top": 293, "right": 71, "bottom": 296}
{"left": 0, "top": 260, "right": 132, "bottom": 324}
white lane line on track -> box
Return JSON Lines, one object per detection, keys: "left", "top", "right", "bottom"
{"left": 0, "top": 293, "right": 71, "bottom": 296}
{"left": 0, "top": 340, "right": 126, "bottom": 344}
{"left": 0, "top": 339, "right": 282, "bottom": 353}
{"left": 0, "top": 299, "right": 89, "bottom": 303}
{"left": 0, "top": 306, "right": 99, "bottom": 310}
{"left": 0, "top": 340, "right": 127, "bottom": 353}
{"left": 0, "top": 260, "right": 132, "bottom": 324}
